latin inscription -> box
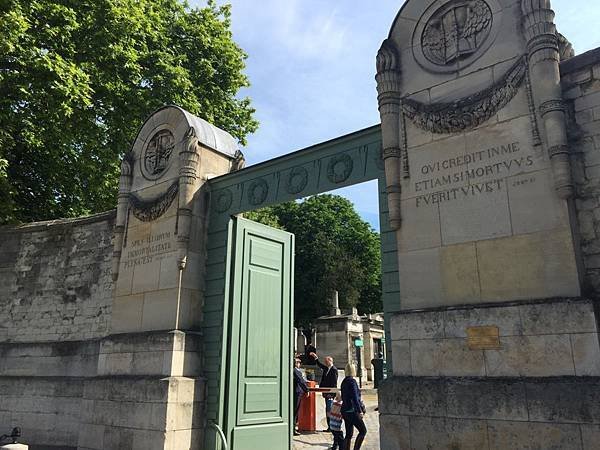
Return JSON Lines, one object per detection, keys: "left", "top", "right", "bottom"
{"left": 414, "top": 141, "right": 535, "bottom": 208}
{"left": 122, "top": 232, "right": 174, "bottom": 269}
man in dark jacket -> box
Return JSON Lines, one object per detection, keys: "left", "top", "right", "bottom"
{"left": 310, "top": 352, "right": 338, "bottom": 432}
{"left": 294, "top": 357, "right": 309, "bottom": 436}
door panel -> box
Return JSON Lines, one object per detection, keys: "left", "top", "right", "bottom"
{"left": 225, "top": 218, "right": 294, "bottom": 450}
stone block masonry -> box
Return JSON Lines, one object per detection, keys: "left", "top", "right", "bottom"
{"left": 564, "top": 48, "right": 600, "bottom": 294}
{"left": 0, "top": 211, "right": 116, "bottom": 343}
{"left": 379, "top": 377, "right": 600, "bottom": 450}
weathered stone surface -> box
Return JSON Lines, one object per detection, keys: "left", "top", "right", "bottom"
{"left": 446, "top": 378, "right": 528, "bottom": 421}
{"left": 0, "top": 212, "right": 115, "bottom": 343}
{"left": 572, "top": 333, "right": 600, "bottom": 376}
{"left": 443, "top": 305, "right": 523, "bottom": 338}
{"left": 390, "top": 311, "right": 444, "bottom": 340}
{"left": 378, "top": 414, "right": 410, "bottom": 450}
{"left": 484, "top": 334, "right": 575, "bottom": 377}
{"left": 378, "top": 377, "right": 446, "bottom": 417}
{"left": 409, "top": 416, "right": 489, "bottom": 450}
{"left": 581, "top": 424, "right": 600, "bottom": 450}
{"left": 440, "top": 243, "right": 481, "bottom": 304}
{"left": 526, "top": 378, "right": 600, "bottom": 424}
{"left": 397, "top": 248, "right": 442, "bottom": 309}
{"left": 391, "top": 340, "right": 412, "bottom": 376}
{"left": 487, "top": 420, "right": 582, "bottom": 450}
{"left": 477, "top": 229, "right": 580, "bottom": 302}
{"left": 410, "top": 338, "right": 486, "bottom": 377}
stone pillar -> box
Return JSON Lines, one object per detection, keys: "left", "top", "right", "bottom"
{"left": 330, "top": 290, "right": 341, "bottom": 316}
{"left": 78, "top": 106, "right": 240, "bottom": 450}
{"left": 111, "top": 154, "right": 133, "bottom": 281}
{"left": 522, "top": 0, "right": 574, "bottom": 199}
{"left": 376, "top": 39, "right": 404, "bottom": 230}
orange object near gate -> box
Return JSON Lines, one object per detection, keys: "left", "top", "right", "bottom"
{"left": 297, "top": 381, "right": 317, "bottom": 432}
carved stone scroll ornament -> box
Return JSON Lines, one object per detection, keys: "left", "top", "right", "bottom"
{"left": 130, "top": 182, "right": 179, "bottom": 222}
{"left": 402, "top": 56, "right": 527, "bottom": 134}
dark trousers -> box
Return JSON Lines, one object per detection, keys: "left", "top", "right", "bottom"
{"left": 324, "top": 397, "right": 333, "bottom": 429}
{"left": 331, "top": 430, "right": 344, "bottom": 450}
{"left": 294, "top": 393, "right": 302, "bottom": 426}
{"left": 342, "top": 411, "right": 367, "bottom": 443}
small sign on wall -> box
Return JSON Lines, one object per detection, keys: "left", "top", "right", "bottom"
{"left": 466, "top": 326, "right": 501, "bottom": 350}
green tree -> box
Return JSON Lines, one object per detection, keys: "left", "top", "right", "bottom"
{"left": 0, "top": 0, "right": 258, "bottom": 223}
{"left": 249, "top": 195, "right": 382, "bottom": 327}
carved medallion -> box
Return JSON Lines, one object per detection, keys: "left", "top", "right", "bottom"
{"left": 422, "top": 0, "right": 492, "bottom": 66}
{"left": 414, "top": 0, "right": 500, "bottom": 73}
{"left": 327, "top": 154, "right": 354, "bottom": 184}
{"left": 247, "top": 179, "right": 269, "bottom": 205}
{"left": 142, "top": 130, "right": 175, "bottom": 180}
{"left": 287, "top": 167, "right": 309, "bottom": 194}
{"left": 213, "top": 189, "right": 233, "bottom": 213}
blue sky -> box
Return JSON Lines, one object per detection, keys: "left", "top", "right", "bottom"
{"left": 192, "top": 0, "right": 600, "bottom": 231}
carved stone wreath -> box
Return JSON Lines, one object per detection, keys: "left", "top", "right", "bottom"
{"left": 287, "top": 167, "right": 309, "bottom": 194}
{"left": 402, "top": 56, "right": 527, "bottom": 134}
{"left": 327, "top": 154, "right": 354, "bottom": 184}
{"left": 130, "top": 182, "right": 179, "bottom": 222}
{"left": 213, "top": 189, "right": 233, "bottom": 213}
{"left": 247, "top": 179, "right": 269, "bottom": 206}
{"left": 141, "top": 129, "right": 175, "bottom": 180}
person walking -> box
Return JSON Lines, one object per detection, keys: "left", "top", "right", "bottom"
{"left": 293, "top": 357, "right": 309, "bottom": 436}
{"left": 310, "top": 352, "right": 338, "bottom": 431}
{"left": 341, "top": 363, "right": 367, "bottom": 450}
{"left": 327, "top": 392, "right": 345, "bottom": 450}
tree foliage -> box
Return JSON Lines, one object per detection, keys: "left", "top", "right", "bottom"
{"left": 0, "top": 0, "right": 258, "bottom": 224}
{"left": 246, "top": 195, "right": 382, "bottom": 327}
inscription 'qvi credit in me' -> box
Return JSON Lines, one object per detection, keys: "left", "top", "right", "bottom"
{"left": 414, "top": 141, "right": 537, "bottom": 208}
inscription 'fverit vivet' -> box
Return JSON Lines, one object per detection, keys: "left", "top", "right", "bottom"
{"left": 415, "top": 141, "right": 535, "bottom": 208}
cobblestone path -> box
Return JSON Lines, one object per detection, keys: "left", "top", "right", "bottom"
{"left": 293, "top": 394, "right": 380, "bottom": 450}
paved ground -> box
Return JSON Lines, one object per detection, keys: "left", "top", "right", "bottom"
{"left": 293, "top": 394, "right": 380, "bottom": 450}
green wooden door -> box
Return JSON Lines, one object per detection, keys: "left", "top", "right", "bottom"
{"left": 224, "top": 217, "right": 294, "bottom": 450}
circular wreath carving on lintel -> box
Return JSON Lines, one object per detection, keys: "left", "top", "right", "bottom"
{"left": 412, "top": 0, "right": 503, "bottom": 74}
{"left": 213, "top": 189, "right": 233, "bottom": 213}
{"left": 247, "top": 179, "right": 269, "bottom": 206}
{"left": 327, "top": 154, "right": 354, "bottom": 184}
{"left": 286, "top": 166, "right": 309, "bottom": 194}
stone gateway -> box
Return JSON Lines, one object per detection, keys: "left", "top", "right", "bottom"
{"left": 0, "top": 1, "right": 599, "bottom": 449}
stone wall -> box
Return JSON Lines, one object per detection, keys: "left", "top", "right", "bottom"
{"left": 390, "top": 299, "right": 600, "bottom": 378}
{"left": 379, "top": 377, "right": 600, "bottom": 450}
{"left": 0, "top": 211, "right": 115, "bottom": 343}
{"left": 564, "top": 48, "right": 600, "bottom": 293}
